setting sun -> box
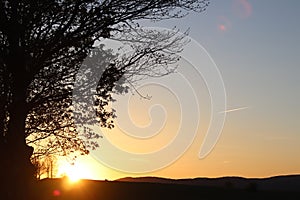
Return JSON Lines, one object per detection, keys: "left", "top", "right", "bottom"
{"left": 57, "top": 160, "right": 95, "bottom": 182}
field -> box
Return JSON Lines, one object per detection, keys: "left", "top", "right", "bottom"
{"left": 36, "top": 177, "right": 300, "bottom": 200}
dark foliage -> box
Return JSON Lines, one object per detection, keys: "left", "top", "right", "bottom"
{"left": 0, "top": 0, "right": 209, "bottom": 199}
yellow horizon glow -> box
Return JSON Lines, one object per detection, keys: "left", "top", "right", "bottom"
{"left": 57, "top": 158, "right": 97, "bottom": 182}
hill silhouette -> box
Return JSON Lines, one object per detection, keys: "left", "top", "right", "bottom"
{"left": 118, "top": 174, "right": 300, "bottom": 192}
{"left": 34, "top": 175, "right": 300, "bottom": 199}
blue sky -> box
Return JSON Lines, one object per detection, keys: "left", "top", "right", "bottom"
{"left": 186, "top": 0, "right": 300, "bottom": 176}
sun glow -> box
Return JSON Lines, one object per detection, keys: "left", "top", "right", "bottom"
{"left": 57, "top": 161, "right": 95, "bottom": 182}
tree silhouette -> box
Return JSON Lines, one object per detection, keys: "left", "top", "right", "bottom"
{"left": 31, "top": 154, "right": 57, "bottom": 180}
{"left": 0, "top": 0, "right": 209, "bottom": 199}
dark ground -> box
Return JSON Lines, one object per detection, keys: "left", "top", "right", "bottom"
{"left": 35, "top": 178, "right": 300, "bottom": 200}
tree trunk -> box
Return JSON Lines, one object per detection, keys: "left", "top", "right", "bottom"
{"left": 0, "top": 85, "right": 37, "bottom": 199}
{"left": 0, "top": 18, "right": 38, "bottom": 198}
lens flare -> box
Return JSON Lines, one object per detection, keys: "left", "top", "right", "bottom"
{"left": 233, "top": 0, "right": 252, "bottom": 18}
{"left": 52, "top": 189, "right": 61, "bottom": 197}
{"left": 219, "top": 24, "right": 226, "bottom": 31}
{"left": 217, "top": 16, "right": 231, "bottom": 32}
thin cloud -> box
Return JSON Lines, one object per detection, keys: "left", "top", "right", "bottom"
{"left": 219, "top": 106, "right": 249, "bottom": 114}
{"left": 264, "top": 136, "right": 292, "bottom": 141}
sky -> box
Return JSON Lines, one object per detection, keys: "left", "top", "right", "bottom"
{"left": 58, "top": 0, "right": 300, "bottom": 181}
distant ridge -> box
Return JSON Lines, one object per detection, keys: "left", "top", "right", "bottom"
{"left": 37, "top": 176, "right": 300, "bottom": 199}
{"left": 117, "top": 174, "right": 300, "bottom": 192}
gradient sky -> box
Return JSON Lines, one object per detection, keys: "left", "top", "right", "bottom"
{"left": 59, "top": 0, "right": 300, "bottom": 180}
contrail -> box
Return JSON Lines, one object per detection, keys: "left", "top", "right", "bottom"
{"left": 219, "top": 106, "right": 249, "bottom": 114}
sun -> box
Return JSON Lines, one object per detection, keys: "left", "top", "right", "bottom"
{"left": 64, "top": 164, "right": 82, "bottom": 182}
{"left": 57, "top": 161, "right": 94, "bottom": 183}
